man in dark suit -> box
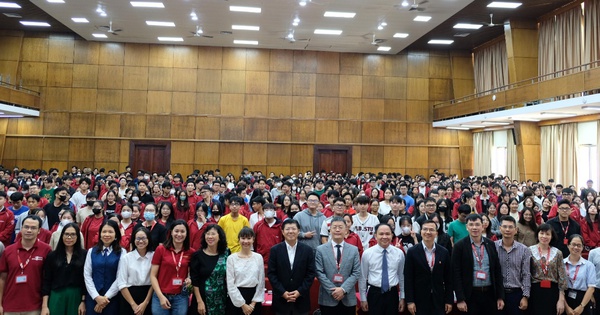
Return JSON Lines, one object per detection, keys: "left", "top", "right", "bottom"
{"left": 452, "top": 213, "right": 505, "bottom": 315}
{"left": 405, "top": 220, "right": 453, "bottom": 315}
{"left": 268, "top": 219, "right": 316, "bottom": 315}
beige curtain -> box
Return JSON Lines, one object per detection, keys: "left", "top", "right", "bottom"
{"left": 474, "top": 132, "right": 494, "bottom": 176}
{"left": 555, "top": 6, "right": 584, "bottom": 75}
{"left": 538, "top": 18, "right": 556, "bottom": 77}
{"left": 584, "top": 0, "right": 600, "bottom": 65}
{"left": 474, "top": 40, "right": 509, "bottom": 94}
{"left": 541, "top": 124, "right": 578, "bottom": 185}
{"left": 506, "top": 130, "right": 520, "bottom": 181}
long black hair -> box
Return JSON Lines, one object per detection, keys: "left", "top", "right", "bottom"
{"left": 176, "top": 189, "right": 190, "bottom": 212}
{"left": 163, "top": 219, "right": 190, "bottom": 251}
{"left": 200, "top": 224, "right": 227, "bottom": 255}
{"left": 55, "top": 222, "right": 85, "bottom": 259}
{"left": 93, "top": 220, "right": 122, "bottom": 254}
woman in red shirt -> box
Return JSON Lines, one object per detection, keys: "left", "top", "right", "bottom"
{"left": 173, "top": 190, "right": 195, "bottom": 222}
{"left": 150, "top": 219, "right": 194, "bottom": 315}
{"left": 188, "top": 203, "right": 211, "bottom": 251}
{"left": 342, "top": 214, "right": 364, "bottom": 257}
{"left": 581, "top": 202, "right": 600, "bottom": 252}
{"left": 81, "top": 200, "right": 106, "bottom": 249}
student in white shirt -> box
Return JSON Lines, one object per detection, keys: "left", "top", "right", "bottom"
{"left": 351, "top": 195, "right": 379, "bottom": 249}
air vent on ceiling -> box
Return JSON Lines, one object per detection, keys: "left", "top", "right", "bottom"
{"left": 220, "top": 31, "right": 233, "bottom": 35}
{"left": 3, "top": 13, "right": 22, "bottom": 18}
{"left": 454, "top": 33, "right": 470, "bottom": 37}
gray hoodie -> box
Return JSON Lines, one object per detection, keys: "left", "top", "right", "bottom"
{"left": 293, "top": 209, "right": 326, "bottom": 252}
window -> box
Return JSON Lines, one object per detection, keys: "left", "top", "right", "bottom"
{"left": 491, "top": 130, "right": 507, "bottom": 176}
{"left": 577, "top": 144, "right": 598, "bottom": 191}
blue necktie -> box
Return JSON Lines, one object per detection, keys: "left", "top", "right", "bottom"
{"left": 381, "top": 249, "right": 389, "bottom": 292}
{"left": 103, "top": 248, "right": 109, "bottom": 256}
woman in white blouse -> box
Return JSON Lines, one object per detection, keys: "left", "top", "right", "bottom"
{"left": 226, "top": 227, "right": 265, "bottom": 315}
{"left": 116, "top": 227, "right": 155, "bottom": 315}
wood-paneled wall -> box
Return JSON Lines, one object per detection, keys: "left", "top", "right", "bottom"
{"left": 0, "top": 31, "right": 468, "bottom": 177}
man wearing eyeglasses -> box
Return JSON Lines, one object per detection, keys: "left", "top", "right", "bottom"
{"left": 547, "top": 199, "right": 581, "bottom": 258}
{"left": 294, "top": 192, "right": 326, "bottom": 252}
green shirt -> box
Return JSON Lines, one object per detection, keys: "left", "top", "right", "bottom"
{"left": 447, "top": 219, "right": 469, "bottom": 242}
{"left": 40, "top": 188, "right": 55, "bottom": 203}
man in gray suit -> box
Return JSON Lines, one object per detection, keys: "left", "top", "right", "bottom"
{"left": 315, "top": 216, "right": 361, "bottom": 315}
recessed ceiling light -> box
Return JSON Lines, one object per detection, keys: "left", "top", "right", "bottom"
{"left": 487, "top": 2, "right": 522, "bottom": 8}
{"left": 0, "top": 115, "right": 24, "bottom": 118}
{"left": 20, "top": 21, "right": 51, "bottom": 27}
{"left": 393, "top": 33, "right": 409, "bottom": 38}
{"left": 157, "top": 37, "right": 184, "bottom": 42}
{"left": 0, "top": 2, "right": 21, "bottom": 8}
{"left": 130, "top": 1, "right": 164, "bottom": 8}
{"left": 540, "top": 112, "right": 577, "bottom": 117}
{"left": 229, "top": 6, "right": 261, "bottom": 13}
{"left": 71, "top": 18, "right": 89, "bottom": 23}
{"left": 582, "top": 106, "right": 600, "bottom": 110}
{"left": 414, "top": 16, "right": 432, "bottom": 22}
{"left": 47, "top": 0, "right": 65, "bottom": 3}
{"left": 299, "top": 0, "right": 307, "bottom": 6}
{"left": 428, "top": 39, "right": 453, "bottom": 45}
{"left": 481, "top": 121, "right": 510, "bottom": 125}
{"left": 401, "top": 0, "right": 409, "bottom": 6}
{"left": 232, "top": 25, "right": 260, "bottom": 31}
{"left": 314, "top": 29, "right": 342, "bottom": 35}
{"left": 461, "top": 124, "right": 486, "bottom": 128}
{"left": 509, "top": 117, "right": 540, "bottom": 122}
{"left": 454, "top": 23, "right": 483, "bottom": 29}
{"left": 377, "top": 46, "right": 392, "bottom": 51}
{"left": 446, "top": 127, "right": 470, "bottom": 130}
{"left": 3, "top": 13, "right": 21, "bottom": 18}
{"left": 146, "top": 21, "right": 175, "bottom": 27}
{"left": 190, "top": 12, "right": 198, "bottom": 21}
{"left": 234, "top": 40, "right": 259, "bottom": 45}
{"left": 323, "top": 11, "right": 356, "bottom": 18}
{"left": 454, "top": 33, "right": 470, "bottom": 37}
{"left": 92, "top": 33, "right": 108, "bottom": 38}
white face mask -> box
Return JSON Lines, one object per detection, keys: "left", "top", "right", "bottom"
{"left": 132, "top": 196, "right": 140, "bottom": 202}
{"left": 275, "top": 182, "right": 282, "bottom": 188}
{"left": 6, "top": 191, "right": 14, "bottom": 197}
{"left": 60, "top": 219, "right": 72, "bottom": 227}
{"left": 401, "top": 226, "right": 411, "bottom": 235}
{"left": 170, "top": 189, "right": 175, "bottom": 195}
{"left": 121, "top": 211, "right": 132, "bottom": 219}
{"left": 264, "top": 210, "right": 276, "bottom": 218}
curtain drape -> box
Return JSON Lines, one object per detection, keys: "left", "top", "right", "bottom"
{"left": 506, "top": 130, "right": 520, "bottom": 181}
{"left": 538, "top": 18, "right": 556, "bottom": 77}
{"left": 474, "top": 40, "right": 508, "bottom": 94}
{"left": 474, "top": 132, "right": 494, "bottom": 176}
{"left": 584, "top": 0, "right": 600, "bottom": 65}
{"left": 541, "top": 124, "right": 578, "bottom": 185}
{"left": 539, "top": 5, "right": 584, "bottom": 76}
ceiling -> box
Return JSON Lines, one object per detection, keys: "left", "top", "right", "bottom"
{"left": 0, "top": 0, "right": 575, "bottom": 54}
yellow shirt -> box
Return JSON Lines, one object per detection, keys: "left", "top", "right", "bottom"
{"left": 218, "top": 214, "right": 250, "bottom": 253}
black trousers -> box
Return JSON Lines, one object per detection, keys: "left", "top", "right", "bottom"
{"left": 319, "top": 302, "right": 355, "bottom": 315}
{"left": 499, "top": 288, "right": 523, "bottom": 315}
{"left": 466, "top": 287, "right": 497, "bottom": 315}
{"left": 367, "top": 285, "right": 399, "bottom": 315}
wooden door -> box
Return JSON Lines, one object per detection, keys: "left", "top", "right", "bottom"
{"left": 129, "top": 141, "right": 171, "bottom": 173}
{"left": 313, "top": 145, "right": 352, "bottom": 175}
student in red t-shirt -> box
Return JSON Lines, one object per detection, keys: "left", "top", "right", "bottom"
{"left": 150, "top": 219, "right": 195, "bottom": 314}
{"left": 81, "top": 200, "right": 106, "bottom": 249}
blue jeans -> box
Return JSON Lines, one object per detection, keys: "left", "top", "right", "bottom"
{"left": 151, "top": 292, "right": 188, "bottom": 315}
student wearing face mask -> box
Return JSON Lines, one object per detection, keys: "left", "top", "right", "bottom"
{"left": 398, "top": 215, "right": 421, "bottom": 253}
{"left": 253, "top": 203, "right": 283, "bottom": 266}
{"left": 76, "top": 191, "right": 98, "bottom": 225}
{"left": 134, "top": 203, "right": 167, "bottom": 247}
{"left": 119, "top": 203, "right": 136, "bottom": 251}
{"left": 45, "top": 187, "right": 71, "bottom": 228}
{"left": 81, "top": 200, "right": 107, "bottom": 249}
{"left": 49, "top": 210, "right": 84, "bottom": 250}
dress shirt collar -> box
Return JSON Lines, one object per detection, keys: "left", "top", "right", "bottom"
{"left": 285, "top": 240, "right": 297, "bottom": 251}
{"left": 332, "top": 240, "right": 345, "bottom": 250}
{"left": 422, "top": 241, "right": 436, "bottom": 252}
{"left": 564, "top": 256, "right": 585, "bottom": 266}
{"left": 469, "top": 236, "right": 484, "bottom": 246}
{"left": 133, "top": 249, "right": 149, "bottom": 260}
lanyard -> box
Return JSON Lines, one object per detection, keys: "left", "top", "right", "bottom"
{"left": 471, "top": 243, "right": 485, "bottom": 268}
{"left": 17, "top": 248, "right": 35, "bottom": 274}
{"left": 566, "top": 263, "right": 581, "bottom": 286}
{"left": 145, "top": 222, "right": 157, "bottom": 232}
{"left": 171, "top": 250, "right": 184, "bottom": 278}
{"left": 561, "top": 221, "right": 570, "bottom": 238}
{"left": 539, "top": 246, "right": 551, "bottom": 275}
{"left": 425, "top": 248, "right": 435, "bottom": 270}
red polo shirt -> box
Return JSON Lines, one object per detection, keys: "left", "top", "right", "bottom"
{"left": 151, "top": 244, "right": 195, "bottom": 295}
{"left": 0, "top": 239, "right": 51, "bottom": 312}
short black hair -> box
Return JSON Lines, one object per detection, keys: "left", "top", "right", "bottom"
{"left": 281, "top": 219, "right": 301, "bottom": 230}
{"left": 466, "top": 213, "right": 482, "bottom": 223}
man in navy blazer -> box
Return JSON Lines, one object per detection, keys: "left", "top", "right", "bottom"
{"left": 315, "top": 217, "right": 361, "bottom": 315}
{"left": 268, "top": 219, "right": 316, "bottom": 315}
{"left": 405, "top": 219, "right": 453, "bottom": 315}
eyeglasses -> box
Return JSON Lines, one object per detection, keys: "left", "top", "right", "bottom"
{"left": 425, "top": 204, "right": 436, "bottom": 208}
{"left": 63, "top": 233, "right": 77, "bottom": 238}
{"left": 22, "top": 225, "right": 39, "bottom": 231}
{"left": 569, "top": 243, "right": 583, "bottom": 248}
{"left": 307, "top": 199, "right": 319, "bottom": 203}
{"left": 421, "top": 228, "right": 437, "bottom": 233}
{"left": 135, "top": 237, "right": 148, "bottom": 242}
{"left": 558, "top": 207, "right": 571, "bottom": 211}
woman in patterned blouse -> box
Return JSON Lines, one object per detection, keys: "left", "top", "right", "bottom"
{"left": 528, "top": 223, "right": 568, "bottom": 315}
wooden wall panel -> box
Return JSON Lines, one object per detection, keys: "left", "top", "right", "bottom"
{"left": 124, "top": 43, "right": 149, "bottom": 67}
{"left": 407, "top": 52, "right": 430, "bottom": 78}
{"left": 339, "top": 75, "right": 362, "bottom": 98}
{"left": 95, "top": 114, "right": 121, "bottom": 137}
{"left": 339, "top": 98, "right": 361, "bottom": 120}
{"left": 2, "top": 138, "right": 18, "bottom": 160}
{"left": 221, "top": 70, "right": 246, "bottom": 94}
{"left": 339, "top": 121, "right": 361, "bottom": 143}
{"left": 122, "top": 66, "right": 148, "bottom": 90}
{"left": 317, "top": 52, "right": 340, "bottom": 74}
{"left": 43, "top": 113, "right": 70, "bottom": 135}
{"left": 74, "top": 40, "right": 99, "bottom": 64}
{"left": 72, "top": 64, "right": 98, "bottom": 88}
{"left": 268, "top": 95, "right": 292, "bottom": 118}
{"left": 384, "top": 99, "right": 406, "bottom": 121}
{"left": 98, "top": 43, "right": 125, "bottom": 65}
{"left": 94, "top": 140, "right": 120, "bottom": 162}
{"left": 120, "top": 115, "right": 146, "bottom": 138}
{"left": 171, "top": 141, "right": 195, "bottom": 164}
{"left": 293, "top": 51, "right": 317, "bottom": 73}
{"left": 122, "top": 90, "right": 148, "bottom": 113}
{"left": 69, "top": 138, "right": 95, "bottom": 162}
{"left": 291, "top": 120, "right": 315, "bottom": 143}
{"left": 384, "top": 147, "right": 406, "bottom": 169}
{"left": 171, "top": 116, "right": 196, "bottom": 139}
{"left": 48, "top": 36, "right": 74, "bottom": 63}
{"left": 268, "top": 120, "right": 292, "bottom": 142}
{"left": 69, "top": 113, "right": 94, "bottom": 136}
{"left": 0, "top": 35, "right": 22, "bottom": 61}
{"left": 406, "top": 78, "right": 429, "bottom": 100}
{"left": 220, "top": 117, "right": 244, "bottom": 140}
{"left": 384, "top": 122, "right": 407, "bottom": 144}
{"left": 15, "top": 118, "right": 38, "bottom": 136}
{"left": 195, "top": 143, "right": 220, "bottom": 164}
{"left": 21, "top": 62, "right": 48, "bottom": 87}
{"left": 219, "top": 143, "right": 243, "bottom": 165}
{"left": 316, "top": 74, "right": 340, "bottom": 97}
{"left": 245, "top": 94, "right": 269, "bottom": 116}
{"left": 361, "top": 121, "right": 384, "bottom": 144}
{"left": 195, "top": 117, "right": 220, "bottom": 140}
{"left": 290, "top": 145, "right": 313, "bottom": 166}
{"left": 406, "top": 100, "right": 430, "bottom": 122}
{"left": 267, "top": 144, "right": 291, "bottom": 166}
{"left": 316, "top": 97, "right": 339, "bottom": 119}
{"left": 171, "top": 92, "right": 196, "bottom": 115}
{"left": 406, "top": 123, "right": 429, "bottom": 145}
{"left": 197, "top": 70, "right": 222, "bottom": 93}
{"left": 196, "top": 93, "right": 221, "bottom": 115}
{"left": 173, "top": 46, "right": 198, "bottom": 68}
{"left": 46, "top": 63, "right": 73, "bottom": 87}
{"left": 363, "top": 55, "right": 385, "bottom": 76}
{"left": 340, "top": 53, "right": 363, "bottom": 75}
{"left": 361, "top": 146, "right": 384, "bottom": 168}
{"left": 96, "top": 89, "right": 122, "bottom": 112}
{"left": 223, "top": 48, "right": 246, "bottom": 70}
{"left": 146, "top": 116, "right": 171, "bottom": 138}
{"left": 246, "top": 72, "right": 270, "bottom": 95}
{"left": 148, "top": 45, "right": 174, "bottom": 68}
{"left": 361, "top": 99, "right": 384, "bottom": 121}
{"left": 147, "top": 91, "right": 172, "bottom": 114}
{"left": 198, "top": 47, "right": 223, "bottom": 70}
{"left": 21, "top": 38, "right": 48, "bottom": 62}
{"left": 362, "top": 76, "right": 385, "bottom": 98}
{"left": 243, "top": 143, "right": 267, "bottom": 166}
{"left": 16, "top": 138, "right": 42, "bottom": 160}
{"left": 385, "top": 77, "right": 407, "bottom": 100}
{"left": 244, "top": 118, "right": 268, "bottom": 141}
{"left": 269, "top": 72, "right": 293, "bottom": 95}
{"left": 406, "top": 147, "right": 428, "bottom": 168}
{"left": 269, "top": 50, "right": 293, "bottom": 72}
{"left": 315, "top": 120, "right": 339, "bottom": 143}
{"left": 292, "top": 96, "right": 315, "bottom": 118}
{"left": 292, "top": 73, "right": 316, "bottom": 96}
{"left": 246, "top": 49, "right": 270, "bottom": 71}
{"left": 220, "top": 93, "right": 245, "bottom": 116}
{"left": 70, "top": 88, "right": 97, "bottom": 112}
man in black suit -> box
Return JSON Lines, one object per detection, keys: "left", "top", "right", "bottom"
{"left": 452, "top": 213, "right": 505, "bottom": 315}
{"left": 405, "top": 220, "right": 453, "bottom": 315}
{"left": 268, "top": 219, "right": 316, "bottom": 315}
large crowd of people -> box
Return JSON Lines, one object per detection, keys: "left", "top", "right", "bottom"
{"left": 0, "top": 165, "right": 599, "bottom": 315}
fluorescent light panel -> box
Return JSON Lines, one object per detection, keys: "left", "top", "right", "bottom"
{"left": 540, "top": 112, "right": 577, "bottom": 117}
{"left": 447, "top": 127, "right": 470, "bottom": 130}
{"left": 0, "top": 2, "right": 21, "bottom": 8}
{"left": 314, "top": 29, "right": 342, "bottom": 35}
{"left": 454, "top": 23, "right": 483, "bottom": 29}
{"left": 481, "top": 121, "right": 510, "bottom": 125}
{"left": 377, "top": 46, "right": 392, "bottom": 51}
{"left": 414, "top": 16, "right": 431, "bottom": 22}
{"left": 71, "top": 18, "right": 89, "bottom": 23}
{"left": 509, "top": 117, "right": 540, "bottom": 122}
{"left": 47, "top": 0, "right": 65, "bottom": 3}
{"left": 92, "top": 33, "right": 108, "bottom": 38}
{"left": 0, "top": 115, "right": 24, "bottom": 118}
{"left": 234, "top": 40, "right": 258, "bottom": 45}
{"left": 229, "top": 6, "right": 261, "bottom": 13}
{"left": 232, "top": 25, "right": 260, "bottom": 31}
{"left": 146, "top": 21, "right": 175, "bottom": 27}
{"left": 487, "top": 2, "right": 522, "bottom": 8}
{"left": 461, "top": 124, "right": 485, "bottom": 128}
{"left": 20, "top": 21, "right": 51, "bottom": 27}
{"left": 582, "top": 106, "right": 600, "bottom": 110}
{"left": 393, "top": 33, "right": 409, "bottom": 38}
{"left": 158, "top": 37, "right": 183, "bottom": 42}
{"left": 428, "top": 39, "right": 453, "bottom": 45}
{"left": 324, "top": 11, "right": 356, "bottom": 18}
{"left": 130, "top": 1, "right": 164, "bottom": 8}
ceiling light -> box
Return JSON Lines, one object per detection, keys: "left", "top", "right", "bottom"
{"left": 401, "top": 0, "right": 409, "bottom": 7}
{"left": 582, "top": 106, "right": 600, "bottom": 110}
{"left": 509, "top": 117, "right": 540, "bottom": 122}
{"left": 381, "top": 22, "right": 387, "bottom": 26}
{"left": 157, "top": 37, "right": 184, "bottom": 42}
{"left": 0, "top": 115, "right": 24, "bottom": 118}
{"left": 232, "top": 25, "right": 260, "bottom": 31}
{"left": 481, "top": 121, "right": 510, "bottom": 125}
{"left": 454, "top": 23, "right": 483, "bottom": 29}
{"left": 92, "top": 33, "right": 108, "bottom": 38}
{"left": 47, "top": 0, "right": 65, "bottom": 3}
{"left": 99, "top": 11, "right": 107, "bottom": 17}
{"left": 190, "top": 12, "right": 198, "bottom": 21}
{"left": 314, "top": 29, "right": 342, "bottom": 35}
{"left": 71, "top": 18, "right": 89, "bottom": 23}
{"left": 454, "top": 33, "right": 470, "bottom": 37}
{"left": 540, "top": 112, "right": 577, "bottom": 117}
{"left": 414, "top": 16, "right": 432, "bottom": 22}
{"left": 323, "top": 11, "right": 356, "bottom": 18}
{"left": 299, "top": 0, "right": 307, "bottom": 6}
{"left": 3, "top": 13, "right": 21, "bottom": 18}
{"left": 229, "top": 6, "right": 261, "bottom": 13}
{"left": 0, "top": 2, "right": 21, "bottom": 8}
{"left": 377, "top": 46, "right": 392, "bottom": 51}
{"left": 446, "top": 127, "right": 470, "bottom": 130}
{"left": 20, "top": 21, "right": 51, "bottom": 27}
{"left": 146, "top": 21, "right": 175, "bottom": 27}
{"left": 378, "top": 25, "right": 384, "bottom": 30}
{"left": 428, "top": 39, "right": 453, "bottom": 45}
{"left": 487, "top": 2, "right": 522, "bottom": 8}
{"left": 394, "top": 33, "right": 409, "bottom": 38}
{"left": 293, "top": 17, "right": 300, "bottom": 26}
{"left": 130, "top": 1, "right": 164, "bottom": 8}
{"left": 234, "top": 40, "right": 259, "bottom": 45}
{"left": 461, "top": 124, "right": 486, "bottom": 128}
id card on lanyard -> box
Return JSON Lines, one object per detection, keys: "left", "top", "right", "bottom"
{"left": 472, "top": 243, "right": 487, "bottom": 280}
{"left": 15, "top": 248, "right": 35, "bottom": 284}
{"left": 539, "top": 246, "right": 552, "bottom": 288}
{"left": 171, "top": 250, "right": 184, "bottom": 286}
{"left": 332, "top": 246, "right": 344, "bottom": 284}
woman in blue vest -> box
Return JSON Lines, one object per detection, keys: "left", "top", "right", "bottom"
{"left": 83, "top": 220, "right": 124, "bottom": 314}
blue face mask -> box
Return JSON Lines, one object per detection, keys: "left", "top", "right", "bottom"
{"left": 144, "top": 212, "right": 155, "bottom": 221}
{"left": 179, "top": 196, "right": 186, "bottom": 201}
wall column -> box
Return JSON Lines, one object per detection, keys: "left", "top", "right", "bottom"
{"left": 514, "top": 122, "right": 541, "bottom": 181}
{"left": 450, "top": 50, "right": 475, "bottom": 98}
{"left": 504, "top": 19, "right": 538, "bottom": 84}
{"left": 457, "top": 130, "right": 473, "bottom": 177}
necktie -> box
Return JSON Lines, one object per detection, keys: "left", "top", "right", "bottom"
{"left": 336, "top": 244, "right": 342, "bottom": 266}
{"left": 381, "top": 249, "right": 389, "bottom": 292}
{"left": 103, "top": 248, "right": 109, "bottom": 256}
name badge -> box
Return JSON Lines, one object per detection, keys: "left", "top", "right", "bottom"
{"left": 172, "top": 278, "right": 183, "bottom": 286}
{"left": 15, "top": 275, "right": 27, "bottom": 284}
{"left": 475, "top": 271, "right": 487, "bottom": 280}
{"left": 564, "top": 239, "right": 569, "bottom": 245}
{"left": 568, "top": 290, "right": 577, "bottom": 299}
{"left": 332, "top": 274, "right": 344, "bottom": 283}
{"left": 540, "top": 280, "right": 552, "bottom": 288}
